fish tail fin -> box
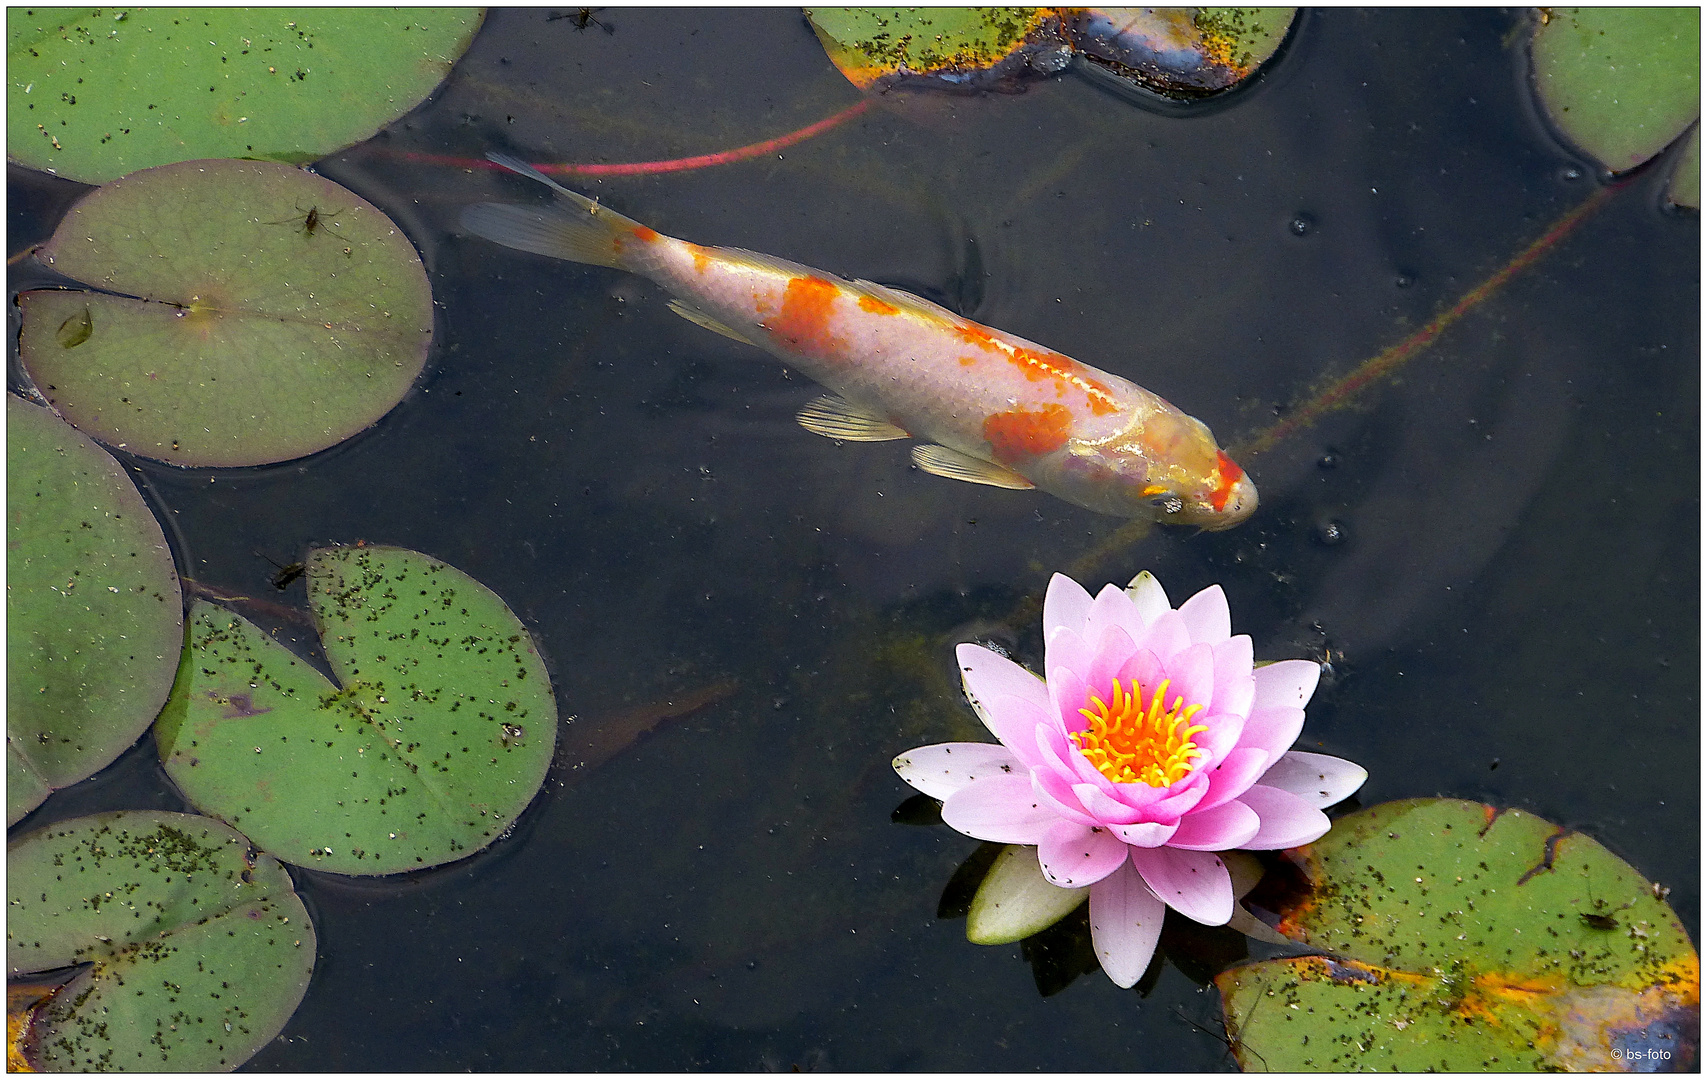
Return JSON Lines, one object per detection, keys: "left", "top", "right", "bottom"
{"left": 460, "top": 152, "right": 658, "bottom": 272}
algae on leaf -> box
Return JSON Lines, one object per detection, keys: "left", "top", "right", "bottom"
{"left": 1216, "top": 799, "right": 1699, "bottom": 1071}
{"left": 6, "top": 395, "right": 182, "bottom": 825}
{"left": 7, "top": 8, "right": 483, "bottom": 183}
{"left": 155, "top": 545, "right": 557, "bottom": 876}
{"left": 18, "top": 158, "right": 433, "bottom": 468}
{"left": 6, "top": 810, "right": 315, "bottom": 1071}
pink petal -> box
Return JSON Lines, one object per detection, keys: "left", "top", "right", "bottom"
{"left": 957, "top": 642, "right": 1051, "bottom": 729}
{"left": 1032, "top": 768, "right": 1101, "bottom": 827}
{"left": 1211, "top": 635, "right": 1256, "bottom": 718}
{"left": 1161, "top": 642, "right": 1216, "bottom": 716}
{"left": 1082, "top": 623, "right": 1140, "bottom": 705}
{"left": 1239, "top": 784, "right": 1332, "bottom": 849}
{"left": 1115, "top": 647, "right": 1167, "bottom": 698}
{"left": 1033, "top": 719, "right": 1083, "bottom": 781}
{"left": 1142, "top": 769, "right": 1211, "bottom": 824}
{"left": 1134, "top": 608, "right": 1191, "bottom": 663}
{"left": 1038, "top": 820, "right": 1130, "bottom": 888}
{"left": 972, "top": 693, "right": 1057, "bottom": 771}
{"left": 1043, "top": 573, "right": 1093, "bottom": 638}
{"left": 1252, "top": 659, "right": 1321, "bottom": 710}
{"left": 1168, "top": 799, "right": 1260, "bottom": 850}
{"left": 1112, "top": 819, "right": 1179, "bottom": 847}
{"left": 1047, "top": 664, "right": 1091, "bottom": 738}
{"left": 941, "top": 775, "right": 1061, "bottom": 844}
{"left": 1238, "top": 705, "right": 1306, "bottom": 762}
{"left": 1131, "top": 846, "right": 1235, "bottom": 925}
{"left": 1088, "top": 862, "right": 1166, "bottom": 988}
{"left": 1123, "top": 571, "right": 1172, "bottom": 626}
{"left": 1191, "top": 746, "right": 1271, "bottom": 813}
{"left": 1044, "top": 625, "right": 1093, "bottom": 686}
{"left": 1192, "top": 710, "right": 1246, "bottom": 766}
{"left": 1071, "top": 782, "right": 1149, "bottom": 825}
{"left": 892, "top": 742, "right": 1025, "bottom": 801}
{"left": 1177, "top": 584, "right": 1231, "bottom": 644}
{"left": 1087, "top": 583, "right": 1147, "bottom": 645}
{"left": 1258, "top": 751, "right": 1368, "bottom": 809}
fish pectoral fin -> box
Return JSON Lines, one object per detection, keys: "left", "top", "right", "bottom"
{"left": 795, "top": 395, "right": 910, "bottom": 442}
{"left": 667, "top": 300, "right": 763, "bottom": 349}
{"left": 911, "top": 445, "right": 1036, "bottom": 490}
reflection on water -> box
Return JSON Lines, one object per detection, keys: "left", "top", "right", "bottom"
{"left": 8, "top": 7, "right": 1696, "bottom": 1071}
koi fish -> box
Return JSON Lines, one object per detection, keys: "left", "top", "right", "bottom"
{"left": 461, "top": 153, "right": 1256, "bottom": 528}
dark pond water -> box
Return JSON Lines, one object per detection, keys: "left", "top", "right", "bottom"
{"left": 9, "top": 8, "right": 1698, "bottom": 1071}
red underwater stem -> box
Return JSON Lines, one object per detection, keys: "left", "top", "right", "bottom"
{"left": 397, "top": 99, "right": 873, "bottom": 177}
{"left": 1238, "top": 181, "right": 1622, "bottom": 459}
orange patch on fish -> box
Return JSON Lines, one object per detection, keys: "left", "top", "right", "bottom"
{"left": 858, "top": 294, "right": 899, "bottom": 315}
{"left": 768, "top": 275, "right": 843, "bottom": 357}
{"left": 631, "top": 225, "right": 659, "bottom": 242}
{"left": 690, "top": 246, "right": 710, "bottom": 275}
{"left": 954, "top": 324, "right": 1119, "bottom": 415}
{"left": 983, "top": 403, "right": 1073, "bottom": 463}
{"left": 1209, "top": 450, "right": 1245, "bottom": 512}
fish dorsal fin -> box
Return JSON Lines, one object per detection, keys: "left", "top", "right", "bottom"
{"left": 853, "top": 279, "right": 967, "bottom": 322}
{"left": 667, "top": 299, "right": 764, "bottom": 349}
{"left": 795, "top": 395, "right": 910, "bottom": 442}
{"left": 911, "top": 444, "right": 1036, "bottom": 490}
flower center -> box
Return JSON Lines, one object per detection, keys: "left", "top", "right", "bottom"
{"left": 1072, "top": 677, "right": 1208, "bottom": 788}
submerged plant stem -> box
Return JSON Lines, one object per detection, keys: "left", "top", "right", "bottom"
{"left": 400, "top": 100, "right": 872, "bottom": 177}
{"left": 1236, "top": 182, "right": 1621, "bottom": 459}
{"left": 1028, "top": 180, "right": 1625, "bottom": 620}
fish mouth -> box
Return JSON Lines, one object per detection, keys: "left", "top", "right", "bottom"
{"left": 1201, "top": 476, "right": 1258, "bottom": 529}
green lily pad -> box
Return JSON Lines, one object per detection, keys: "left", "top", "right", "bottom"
{"left": 1531, "top": 7, "right": 1700, "bottom": 173}
{"left": 18, "top": 158, "right": 433, "bottom": 467}
{"left": 7, "top": 395, "right": 182, "bottom": 826}
{"left": 6, "top": 810, "right": 315, "bottom": 1071}
{"left": 1216, "top": 799, "right": 1699, "bottom": 1071}
{"left": 7, "top": 8, "right": 483, "bottom": 184}
{"left": 154, "top": 545, "right": 557, "bottom": 875}
{"left": 806, "top": 7, "right": 1067, "bottom": 92}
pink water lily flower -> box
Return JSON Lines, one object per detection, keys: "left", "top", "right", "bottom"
{"left": 895, "top": 572, "right": 1366, "bottom": 987}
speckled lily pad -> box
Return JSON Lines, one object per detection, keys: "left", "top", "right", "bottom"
{"left": 1216, "top": 799, "right": 1698, "bottom": 1071}
{"left": 7, "top": 395, "right": 182, "bottom": 825}
{"left": 154, "top": 545, "right": 557, "bottom": 875}
{"left": 17, "top": 158, "right": 433, "bottom": 467}
{"left": 6, "top": 810, "right": 315, "bottom": 1072}
{"left": 7, "top": 8, "right": 483, "bottom": 184}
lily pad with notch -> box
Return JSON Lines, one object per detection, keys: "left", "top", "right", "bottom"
{"left": 7, "top": 395, "right": 182, "bottom": 825}
{"left": 7, "top": 8, "right": 483, "bottom": 184}
{"left": 17, "top": 158, "right": 433, "bottom": 467}
{"left": 6, "top": 810, "right": 315, "bottom": 1071}
{"left": 154, "top": 544, "right": 557, "bottom": 876}
{"left": 1216, "top": 799, "right": 1699, "bottom": 1071}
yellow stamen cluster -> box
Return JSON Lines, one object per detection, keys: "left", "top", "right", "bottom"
{"left": 1072, "top": 677, "right": 1207, "bottom": 788}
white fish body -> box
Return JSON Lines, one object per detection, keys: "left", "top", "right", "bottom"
{"left": 462, "top": 154, "right": 1255, "bottom": 527}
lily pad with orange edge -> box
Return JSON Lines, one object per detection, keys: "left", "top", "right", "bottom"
{"left": 1215, "top": 799, "right": 1698, "bottom": 1071}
